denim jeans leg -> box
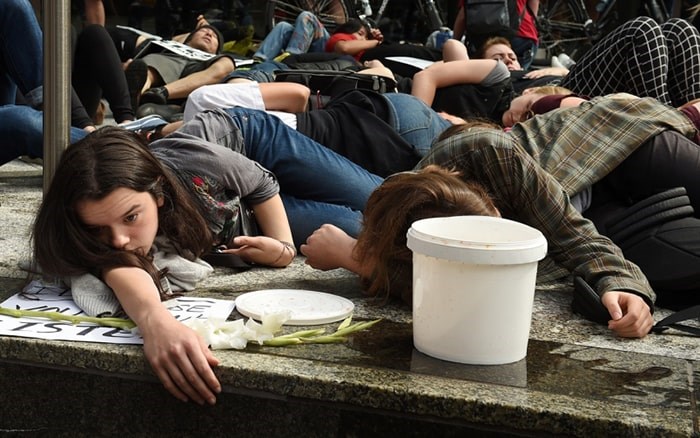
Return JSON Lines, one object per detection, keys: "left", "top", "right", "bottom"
{"left": 511, "top": 37, "right": 537, "bottom": 71}
{"left": 254, "top": 22, "right": 294, "bottom": 61}
{"left": 0, "top": 0, "right": 44, "bottom": 105}
{"left": 0, "top": 105, "right": 87, "bottom": 165}
{"left": 287, "top": 11, "right": 330, "bottom": 54}
{"left": 384, "top": 93, "right": 451, "bottom": 156}
{"left": 225, "top": 107, "right": 383, "bottom": 211}
{"left": 0, "top": 74, "right": 16, "bottom": 106}
{"left": 281, "top": 194, "right": 364, "bottom": 245}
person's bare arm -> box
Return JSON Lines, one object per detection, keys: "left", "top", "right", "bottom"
{"left": 258, "top": 82, "right": 311, "bottom": 112}
{"left": 452, "top": 5, "right": 465, "bottom": 41}
{"left": 172, "top": 15, "right": 210, "bottom": 43}
{"left": 442, "top": 39, "right": 469, "bottom": 61}
{"left": 163, "top": 57, "right": 235, "bottom": 100}
{"left": 523, "top": 66, "right": 569, "bottom": 79}
{"left": 226, "top": 195, "right": 296, "bottom": 267}
{"left": 602, "top": 291, "right": 654, "bottom": 338}
{"left": 301, "top": 224, "right": 372, "bottom": 277}
{"left": 411, "top": 59, "right": 498, "bottom": 106}
{"left": 333, "top": 38, "right": 380, "bottom": 56}
{"left": 528, "top": 0, "right": 539, "bottom": 17}
{"left": 103, "top": 266, "right": 221, "bottom": 404}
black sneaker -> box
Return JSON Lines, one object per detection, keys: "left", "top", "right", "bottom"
{"left": 140, "top": 86, "right": 169, "bottom": 105}
{"left": 125, "top": 59, "right": 148, "bottom": 111}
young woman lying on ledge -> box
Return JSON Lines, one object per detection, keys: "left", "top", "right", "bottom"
{"left": 302, "top": 93, "right": 700, "bottom": 341}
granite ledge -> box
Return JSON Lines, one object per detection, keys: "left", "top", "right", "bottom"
{"left": 0, "top": 275, "right": 697, "bottom": 437}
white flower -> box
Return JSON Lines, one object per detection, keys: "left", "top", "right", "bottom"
{"left": 184, "top": 311, "right": 291, "bottom": 350}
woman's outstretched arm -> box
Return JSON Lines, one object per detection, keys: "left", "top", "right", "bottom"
{"left": 103, "top": 266, "right": 221, "bottom": 404}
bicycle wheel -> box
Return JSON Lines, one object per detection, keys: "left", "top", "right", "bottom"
{"left": 365, "top": 0, "right": 446, "bottom": 42}
{"left": 265, "top": 0, "right": 351, "bottom": 34}
{"left": 537, "top": 0, "right": 591, "bottom": 60}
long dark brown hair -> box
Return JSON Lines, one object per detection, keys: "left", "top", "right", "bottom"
{"left": 32, "top": 126, "right": 213, "bottom": 296}
{"left": 355, "top": 165, "right": 499, "bottom": 304}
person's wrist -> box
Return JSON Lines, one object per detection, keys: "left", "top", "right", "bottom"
{"left": 272, "top": 240, "right": 296, "bottom": 267}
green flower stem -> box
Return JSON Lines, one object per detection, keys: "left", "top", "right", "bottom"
{"left": 262, "top": 337, "right": 305, "bottom": 346}
{"left": 273, "top": 328, "right": 326, "bottom": 339}
{"left": 263, "top": 317, "right": 381, "bottom": 347}
{"left": 0, "top": 306, "right": 136, "bottom": 330}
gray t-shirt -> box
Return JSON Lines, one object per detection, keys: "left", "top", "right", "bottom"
{"left": 151, "top": 112, "right": 279, "bottom": 243}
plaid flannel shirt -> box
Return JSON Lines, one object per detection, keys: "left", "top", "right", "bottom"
{"left": 418, "top": 94, "right": 696, "bottom": 305}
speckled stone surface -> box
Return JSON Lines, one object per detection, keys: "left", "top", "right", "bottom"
{"left": 1, "top": 161, "right": 698, "bottom": 437}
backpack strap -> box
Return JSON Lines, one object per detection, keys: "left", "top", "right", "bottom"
{"left": 651, "top": 305, "right": 700, "bottom": 336}
{"left": 574, "top": 276, "right": 700, "bottom": 336}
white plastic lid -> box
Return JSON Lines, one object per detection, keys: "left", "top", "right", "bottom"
{"left": 235, "top": 289, "right": 354, "bottom": 325}
{"left": 407, "top": 216, "right": 547, "bottom": 265}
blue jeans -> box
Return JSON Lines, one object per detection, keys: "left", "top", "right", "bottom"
{"left": 511, "top": 37, "right": 538, "bottom": 71}
{"left": 254, "top": 11, "right": 330, "bottom": 61}
{"left": 384, "top": 93, "right": 451, "bottom": 156}
{"left": 0, "top": 105, "right": 87, "bottom": 166}
{"left": 0, "top": 0, "right": 43, "bottom": 106}
{"left": 224, "top": 107, "right": 383, "bottom": 245}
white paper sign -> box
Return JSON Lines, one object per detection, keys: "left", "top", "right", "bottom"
{"left": 136, "top": 39, "right": 215, "bottom": 61}
{"left": 0, "top": 281, "right": 235, "bottom": 345}
{"left": 384, "top": 56, "right": 435, "bottom": 70}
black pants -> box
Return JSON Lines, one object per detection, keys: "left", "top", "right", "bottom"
{"left": 72, "top": 24, "right": 134, "bottom": 123}
{"left": 590, "top": 130, "right": 700, "bottom": 214}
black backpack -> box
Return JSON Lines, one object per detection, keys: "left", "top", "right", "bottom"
{"left": 574, "top": 187, "right": 700, "bottom": 335}
{"left": 463, "top": 0, "right": 528, "bottom": 56}
{"left": 274, "top": 69, "right": 397, "bottom": 109}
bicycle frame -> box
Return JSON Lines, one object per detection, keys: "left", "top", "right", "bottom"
{"left": 538, "top": 0, "right": 668, "bottom": 59}
{"left": 266, "top": 0, "right": 444, "bottom": 42}
{"left": 362, "top": 0, "right": 443, "bottom": 30}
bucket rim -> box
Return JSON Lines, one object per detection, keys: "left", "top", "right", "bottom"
{"left": 409, "top": 216, "right": 546, "bottom": 250}
{"left": 406, "top": 216, "right": 548, "bottom": 264}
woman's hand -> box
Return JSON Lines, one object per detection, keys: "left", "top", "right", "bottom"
{"left": 195, "top": 14, "right": 210, "bottom": 28}
{"left": 227, "top": 235, "right": 295, "bottom": 267}
{"left": 601, "top": 291, "right": 654, "bottom": 338}
{"left": 104, "top": 266, "right": 220, "bottom": 404}
{"left": 370, "top": 28, "right": 384, "bottom": 43}
{"left": 140, "top": 308, "right": 221, "bottom": 405}
{"left": 301, "top": 224, "right": 361, "bottom": 273}
{"left": 523, "top": 66, "right": 569, "bottom": 79}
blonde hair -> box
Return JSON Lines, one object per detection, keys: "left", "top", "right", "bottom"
{"left": 525, "top": 85, "right": 573, "bottom": 96}
{"left": 437, "top": 118, "right": 501, "bottom": 141}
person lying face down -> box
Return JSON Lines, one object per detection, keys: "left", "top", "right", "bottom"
{"left": 302, "top": 93, "right": 700, "bottom": 340}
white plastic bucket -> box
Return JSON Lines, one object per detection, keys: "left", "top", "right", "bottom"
{"left": 406, "top": 216, "right": 547, "bottom": 365}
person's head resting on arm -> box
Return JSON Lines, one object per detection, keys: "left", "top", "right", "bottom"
{"left": 183, "top": 24, "right": 224, "bottom": 54}
{"left": 479, "top": 36, "right": 522, "bottom": 71}
{"left": 334, "top": 17, "right": 373, "bottom": 40}
{"left": 32, "top": 126, "right": 213, "bottom": 299}
{"left": 354, "top": 165, "right": 500, "bottom": 304}
{"left": 501, "top": 85, "right": 574, "bottom": 127}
